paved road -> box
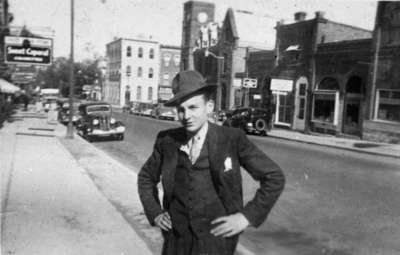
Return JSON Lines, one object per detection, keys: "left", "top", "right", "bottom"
{"left": 93, "top": 113, "right": 400, "bottom": 255}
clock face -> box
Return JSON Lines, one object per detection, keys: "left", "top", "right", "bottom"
{"left": 197, "top": 12, "right": 208, "bottom": 23}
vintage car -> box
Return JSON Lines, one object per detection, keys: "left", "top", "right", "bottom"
{"left": 57, "top": 98, "right": 81, "bottom": 125}
{"left": 75, "top": 102, "right": 125, "bottom": 142}
{"left": 222, "top": 107, "right": 270, "bottom": 136}
{"left": 151, "top": 104, "right": 177, "bottom": 120}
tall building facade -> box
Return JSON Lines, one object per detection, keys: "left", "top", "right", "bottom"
{"left": 363, "top": 1, "right": 400, "bottom": 143}
{"left": 104, "top": 38, "right": 159, "bottom": 106}
{"left": 159, "top": 45, "right": 181, "bottom": 102}
{"left": 181, "top": 1, "right": 215, "bottom": 71}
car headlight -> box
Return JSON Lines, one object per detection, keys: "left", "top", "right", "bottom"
{"left": 92, "top": 119, "right": 99, "bottom": 125}
{"left": 247, "top": 122, "right": 253, "bottom": 127}
{"left": 110, "top": 118, "right": 116, "bottom": 124}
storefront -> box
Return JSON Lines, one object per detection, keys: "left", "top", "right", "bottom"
{"left": 311, "top": 77, "right": 340, "bottom": 135}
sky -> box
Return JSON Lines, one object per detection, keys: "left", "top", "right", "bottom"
{"left": 9, "top": 0, "right": 378, "bottom": 61}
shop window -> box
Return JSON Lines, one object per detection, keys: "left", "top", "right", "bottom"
{"left": 137, "top": 67, "right": 143, "bottom": 77}
{"left": 313, "top": 94, "right": 335, "bottom": 123}
{"left": 137, "top": 86, "right": 142, "bottom": 101}
{"left": 127, "top": 46, "right": 132, "bottom": 57}
{"left": 148, "top": 87, "right": 153, "bottom": 101}
{"left": 313, "top": 77, "right": 339, "bottom": 124}
{"left": 138, "top": 47, "right": 143, "bottom": 58}
{"left": 376, "top": 89, "right": 400, "bottom": 122}
{"left": 149, "top": 48, "right": 154, "bottom": 59}
{"left": 148, "top": 68, "right": 154, "bottom": 78}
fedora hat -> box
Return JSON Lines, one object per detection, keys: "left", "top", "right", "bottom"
{"left": 164, "top": 70, "right": 216, "bottom": 107}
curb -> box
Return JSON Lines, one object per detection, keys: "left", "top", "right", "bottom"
{"left": 267, "top": 134, "right": 400, "bottom": 159}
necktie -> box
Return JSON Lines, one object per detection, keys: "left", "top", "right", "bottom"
{"left": 189, "top": 136, "right": 201, "bottom": 164}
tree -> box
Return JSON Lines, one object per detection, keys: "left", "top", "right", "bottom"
{"left": 35, "top": 57, "right": 101, "bottom": 98}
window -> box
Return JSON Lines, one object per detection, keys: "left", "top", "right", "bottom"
{"left": 312, "top": 77, "right": 339, "bottom": 124}
{"left": 313, "top": 93, "right": 336, "bottom": 123}
{"left": 137, "top": 67, "right": 143, "bottom": 77}
{"left": 376, "top": 89, "right": 400, "bottom": 122}
{"left": 149, "top": 48, "right": 154, "bottom": 59}
{"left": 127, "top": 46, "right": 131, "bottom": 57}
{"left": 126, "top": 65, "right": 131, "bottom": 76}
{"left": 163, "top": 73, "right": 170, "bottom": 86}
{"left": 138, "top": 47, "right": 143, "bottom": 58}
{"left": 173, "top": 55, "right": 180, "bottom": 66}
{"left": 163, "top": 53, "right": 171, "bottom": 67}
{"left": 298, "top": 83, "right": 306, "bottom": 119}
{"left": 148, "top": 87, "right": 153, "bottom": 101}
{"left": 148, "top": 68, "right": 154, "bottom": 78}
{"left": 137, "top": 86, "right": 142, "bottom": 100}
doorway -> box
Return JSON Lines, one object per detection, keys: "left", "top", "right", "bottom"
{"left": 273, "top": 91, "right": 293, "bottom": 127}
{"left": 343, "top": 76, "right": 364, "bottom": 136}
{"left": 294, "top": 77, "right": 308, "bottom": 130}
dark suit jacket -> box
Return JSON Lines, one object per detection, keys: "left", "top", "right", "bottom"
{"left": 137, "top": 123, "right": 285, "bottom": 228}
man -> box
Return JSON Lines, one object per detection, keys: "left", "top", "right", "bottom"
{"left": 138, "top": 70, "right": 285, "bottom": 255}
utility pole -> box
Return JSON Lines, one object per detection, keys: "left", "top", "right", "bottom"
{"left": 66, "top": 0, "right": 75, "bottom": 139}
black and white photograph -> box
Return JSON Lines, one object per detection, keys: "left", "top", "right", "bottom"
{"left": 1, "top": 0, "right": 400, "bottom": 254}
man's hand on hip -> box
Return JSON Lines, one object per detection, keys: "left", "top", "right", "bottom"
{"left": 154, "top": 212, "right": 172, "bottom": 231}
{"left": 210, "top": 213, "right": 249, "bottom": 237}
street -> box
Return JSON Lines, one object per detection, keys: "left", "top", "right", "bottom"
{"left": 93, "top": 112, "right": 400, "bottom": 255}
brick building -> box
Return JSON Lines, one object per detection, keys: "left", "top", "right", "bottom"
{"left": 363, "top": 1, "right": 400, "bottom": 143}
{"left": 158, "top": 45, "right": 181, "bottom": 102}
{"left": 271, "top": 11, "right": 372, "bottom": 132}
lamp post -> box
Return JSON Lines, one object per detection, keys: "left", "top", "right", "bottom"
{"left": 66, "top": 0, "right": 75, "bottom": 139}
{"left": 205, "top": 49, "right": 224, "bottom": 112}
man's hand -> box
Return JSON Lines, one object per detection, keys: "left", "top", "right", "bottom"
{"left": 154, "top": 212, "right": 172, "bottom": 231}
{"left": 210, "top": 213, "right": 249, "bottom": 237}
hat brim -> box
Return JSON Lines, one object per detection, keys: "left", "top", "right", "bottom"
{"left": 164, "top": 84, "right": 217, "bottom": 107}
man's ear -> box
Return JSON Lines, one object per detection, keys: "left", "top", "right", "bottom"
{"left": 206, "top": 99, "right": 215, "bottom": 114}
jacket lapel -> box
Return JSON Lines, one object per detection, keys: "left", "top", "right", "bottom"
{"left": 207, "top": 123, "right": 223, "bottom": 191}
{"left": 162, "top": 128, "right": 187, "bottom": 202}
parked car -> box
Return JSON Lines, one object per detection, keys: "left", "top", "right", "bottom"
{"left": 57, "top": 98, "right": 81, "bottom": 125}
{"left": 137, "top": 102, "right": 155, "bottom": 117}
{"left": 151, "top": 104, "right": 177, "bottom": 120}
{"left": 75, "top": 102, "right": 125, "bottom": 142}
{"left": 223, "top": 107, "right": 270, "bottom": 136}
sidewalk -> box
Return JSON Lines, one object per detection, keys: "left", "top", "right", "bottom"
{"left": 0, "top": 108, "right": 153, "bottom": 255}
{"left": 267, "top": 128, "right": 400, "bottom": 159}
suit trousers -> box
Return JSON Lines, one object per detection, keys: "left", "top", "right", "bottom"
{"left": 162, "top": 228, "right": 238, "bottom": 255}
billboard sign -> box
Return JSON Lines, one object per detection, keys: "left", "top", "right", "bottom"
{"left": 4, "top": 36, "right": 53, "bottom": 65}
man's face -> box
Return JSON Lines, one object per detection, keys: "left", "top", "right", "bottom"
{"left": 177, "top": 94, "right": 214, "bottom": 134}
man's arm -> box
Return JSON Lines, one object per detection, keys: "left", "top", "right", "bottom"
{"left": 237, "top": 130, "right": 285, "bottom": 227}
{"left": 137, "top": 134, "right": 164, "bottom": 226}
{"left": 211, "top": 130, "right": 284, "bottom": 237}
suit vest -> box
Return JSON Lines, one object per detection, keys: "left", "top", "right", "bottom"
{"left": 169, "top": 138, "right": 227, "bottom": 237}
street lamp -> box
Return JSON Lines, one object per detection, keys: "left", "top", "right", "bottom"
{"left": 205, "top": 49, "right": 224, "bottom": 112}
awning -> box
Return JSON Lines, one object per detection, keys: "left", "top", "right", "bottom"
{"left": 0, "top": 79, "right": 20, "bottom": 94}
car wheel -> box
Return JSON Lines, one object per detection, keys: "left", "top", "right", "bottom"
{"left": 118, "top": 134, "right": 124, "bottom": 140}
{"left": 255, "top": 118, "right": 267, "bottom": 135}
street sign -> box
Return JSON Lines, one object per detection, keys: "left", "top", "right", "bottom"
{"left": 243, "top": 78, "right": 258, "bottom": 88}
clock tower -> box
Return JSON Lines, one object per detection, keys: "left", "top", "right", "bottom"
{"left": 181, "top": 1, "right": 215, "bottom": 71}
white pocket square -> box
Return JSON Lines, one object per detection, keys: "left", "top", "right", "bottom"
{"left": 224, "top": 157, "right": 232, "bottom": 172}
